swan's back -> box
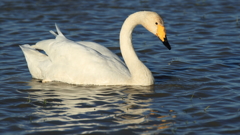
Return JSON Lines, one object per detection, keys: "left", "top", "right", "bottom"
{"left": 20, "top": 25, "right": 131, "bottom": 85}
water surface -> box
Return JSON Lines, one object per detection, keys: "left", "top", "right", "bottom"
{"left": 0, "top": 0, "right": 240, "bottom": 134}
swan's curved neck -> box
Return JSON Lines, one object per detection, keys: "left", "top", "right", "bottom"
{"left": 119, "top": 12, "right": 154, "bottom": 85}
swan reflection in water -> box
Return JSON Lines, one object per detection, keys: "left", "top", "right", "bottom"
{"left": 22, "top": 79, "right": 176, "bottom": 133}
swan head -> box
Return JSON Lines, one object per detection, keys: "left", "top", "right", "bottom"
{"left": 141, "top": 11, "right": 171, "bottom": 50}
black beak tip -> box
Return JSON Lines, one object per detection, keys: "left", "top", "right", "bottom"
{"left": 162, "top": 36, "right": 171, "bottom": 50}
{"left": 163, "top": 41, "right": 171, "bottom": 50}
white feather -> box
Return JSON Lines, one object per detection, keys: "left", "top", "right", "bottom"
{"left": 20, "top": 11, "right": 170, "bottom": 85}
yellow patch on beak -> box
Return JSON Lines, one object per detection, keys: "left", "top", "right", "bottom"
{"left": 156, "top": 25, "right": 166, "bottom": 42}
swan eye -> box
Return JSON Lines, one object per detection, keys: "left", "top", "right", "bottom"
{"left": 155, "top": 22, "right": 158, "bottom": 25}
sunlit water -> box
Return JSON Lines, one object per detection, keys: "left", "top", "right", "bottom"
{"left": 1, "top": 0, "right": 240, "bottom": 134}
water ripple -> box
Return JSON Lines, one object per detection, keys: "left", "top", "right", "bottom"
{"left": 1, "top": 0, "right": 240, "bottom": 134}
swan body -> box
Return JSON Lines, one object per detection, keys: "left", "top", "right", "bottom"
{"left": 20, "top": 11, "right": 171, "bottom": 86}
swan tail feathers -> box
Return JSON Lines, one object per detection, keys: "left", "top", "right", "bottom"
{"left": 20, "top": 44, "right": 50, "bottom": 79}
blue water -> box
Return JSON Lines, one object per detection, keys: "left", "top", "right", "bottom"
{"left": 0, "top": 0, "right": 240, "bottom": 134}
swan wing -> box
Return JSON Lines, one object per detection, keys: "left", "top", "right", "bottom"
{"left": 21, "top": 25, "right": 130, "bottom": 85}
{"left": 76, "top": 41, "right": 125, "bottom": 65}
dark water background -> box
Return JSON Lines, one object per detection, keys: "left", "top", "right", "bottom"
{"left": 1, "top": 0, "right": 240, "bottom": 134}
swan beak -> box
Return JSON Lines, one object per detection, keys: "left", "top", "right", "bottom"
{"left": 156, "top": 25, "right": 171, "bottom": 50}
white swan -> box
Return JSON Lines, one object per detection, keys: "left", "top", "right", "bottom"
{"left": 20, "top": 11, "right": 171, "bottom": 86}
